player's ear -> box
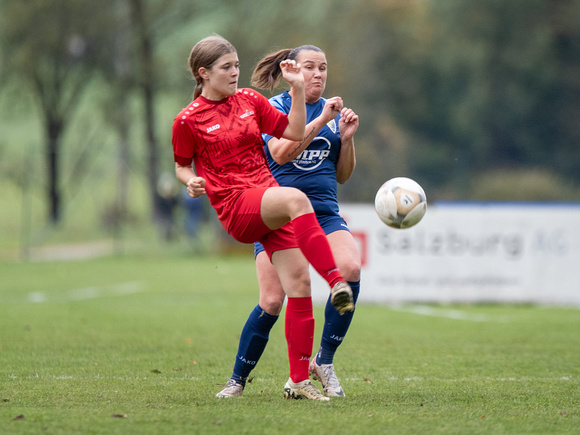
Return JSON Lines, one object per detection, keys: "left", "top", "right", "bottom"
{"left": 198, "top": 67, "right": 209, "bottom": 81}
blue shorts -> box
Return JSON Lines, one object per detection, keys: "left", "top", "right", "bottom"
{"left": 254, "top": 213, "right": 350, "bottom": 257}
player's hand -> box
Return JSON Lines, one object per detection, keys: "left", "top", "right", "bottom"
{"left": 321, "top": 97, "right": 343, "bottom": 123}
{"left": 280, "top": 59, "right": 304, "bottom": 89}
{"left": 186, "top": 177, "right": 206, "bottom": 198}
{"left": 339, "top": 107, "right": 359, "bottom": 140}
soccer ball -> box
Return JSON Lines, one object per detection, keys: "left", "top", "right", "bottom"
{"left": 374, "top": 177, "right": 427, "bottom": 229}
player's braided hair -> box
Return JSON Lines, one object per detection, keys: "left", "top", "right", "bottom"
{"left": 251, "top": 45, "right": 323, "bottom": 92}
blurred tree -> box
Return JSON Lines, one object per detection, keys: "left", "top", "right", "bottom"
{"left": 383, "top": 0, "right": 580, "bottom": 196}
{"left": 126, "top": 0, "right": 198, "bottom": 228}
{"left": 0, "top": 0, "right": 117, "bottom": 222}
{"left": 130, "top": 0, "right": 161, "bottom": 223}
{"left": 101, "top": 1, "right": 133, "bottom": 235}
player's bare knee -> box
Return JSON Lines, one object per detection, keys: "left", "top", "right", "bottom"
{"left": 288, "top": 274, "right": 311, "bottom": 297}
{"left": 287, "top": 189, "right": 312, "bottom": 215}
{"left": 340, "top": 261, "right": 361, "bottom": 282}
{"left": 261, "top": 297, "right": 284, "bottom": 316}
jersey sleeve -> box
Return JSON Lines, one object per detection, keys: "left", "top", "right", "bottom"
{"left": 262, "top": 97, "right": 289, "bottom": 145}
{"left": 254, "top": 92, "right": 288, "bottom": 140}
{"left": 172, "top": 116, "right": 195, "bottom": 166}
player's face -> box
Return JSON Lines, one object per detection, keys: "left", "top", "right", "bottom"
{"left": 200, "top": 52, "right": 239, "bottom": 100}
{"left": 296, "top": 50, "right": 327, "bottom": 104}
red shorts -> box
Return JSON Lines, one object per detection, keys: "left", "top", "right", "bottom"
{"left": 224, "top": 187, "right": 297, "bottom": 256}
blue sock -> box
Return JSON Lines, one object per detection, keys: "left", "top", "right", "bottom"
{"left": 316, "top": 280, "right": 360, "bottom": 365}
{"left": 231, "top": 305, "right": 278, "bottom": 386}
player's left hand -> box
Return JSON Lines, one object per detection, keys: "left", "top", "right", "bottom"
{"left": 339, "top": 107, "right": 359, "bottom": 139}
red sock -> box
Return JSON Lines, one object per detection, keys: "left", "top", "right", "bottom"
{"left": 292, "top": 213, "right": 344, "bottom": 288}
{"left": 285, "top": 297, "right": 314, "bottom": 383}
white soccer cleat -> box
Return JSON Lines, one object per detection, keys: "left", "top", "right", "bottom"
{"left": 215, "top": 379, "right": 244, "bottom": 398}
{"left": 283, "top": 378, "right": 330, "bottom": 401}
{"left": 309, "top": 359, "right": 346, "bottom": 397}
{"left": 330, "top": 281, "right": 354, "bottom": 315}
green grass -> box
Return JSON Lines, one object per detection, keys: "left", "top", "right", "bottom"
{"left": 1, "top": 255, "right": 579, "bottom": 434}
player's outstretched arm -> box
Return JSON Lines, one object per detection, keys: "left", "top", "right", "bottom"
{"left": 280, "top": 60, "right": 306, "bottom": 142}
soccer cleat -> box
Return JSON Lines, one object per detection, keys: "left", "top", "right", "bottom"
{"left": 283, "top": 378, "right": 330, "bottom": 401}
{"left": 309, "top": 359, "right": 346, "bottom": 397}
{"left": 330, "top": 281, "right": 354, "bottom": 315}
{"left": 215, "top": 379, "right": 244, "bottom": 398}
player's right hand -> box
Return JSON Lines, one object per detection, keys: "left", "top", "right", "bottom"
{"left": 280, "top": 59, "right": 305, "bottom": 89}
{"left": 186, "top": 177, "right": 206, "bottom": 198}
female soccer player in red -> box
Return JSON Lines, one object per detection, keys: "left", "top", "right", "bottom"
{"left": 172, "top": 35, "right": 354, "bottom": 401}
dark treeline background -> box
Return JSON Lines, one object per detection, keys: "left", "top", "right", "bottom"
{"left": 1, "top": 0, "right": 579, "bottom": 236}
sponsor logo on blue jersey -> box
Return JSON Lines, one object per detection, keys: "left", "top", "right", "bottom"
{"left": 292, "top": 137, "right": 331, "bottom": 171}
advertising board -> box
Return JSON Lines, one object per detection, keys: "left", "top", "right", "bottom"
{"left": 311, "top": 203, "right": 580, "bottom": 306}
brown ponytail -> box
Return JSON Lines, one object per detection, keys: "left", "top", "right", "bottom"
{"left": 251, "top": 49, "right": 292, "bottom": 92}
{"left": 251, "top": 45, "right": 324, "bottom": 93}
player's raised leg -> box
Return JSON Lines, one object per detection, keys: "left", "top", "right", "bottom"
{"left": 261, "top": 186, "right": 354, "bottom": 314}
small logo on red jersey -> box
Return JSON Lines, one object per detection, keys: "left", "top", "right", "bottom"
{"left": 240, "top": 110, "right": 254, "bottom": 119}
{"left": 206, "top": 124, "right": 220, "bottom": 133}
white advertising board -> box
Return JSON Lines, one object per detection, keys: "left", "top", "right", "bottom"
{"left": 311, "top": 203, "right": 580, "bottom": 306}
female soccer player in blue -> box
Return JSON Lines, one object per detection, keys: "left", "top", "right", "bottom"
{"left": 217, "top": 45, "right": 360, "bottom": 399}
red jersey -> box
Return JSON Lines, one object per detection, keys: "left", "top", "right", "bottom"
{"left": 172, "top": 88, "right": 289, "bottom": 224}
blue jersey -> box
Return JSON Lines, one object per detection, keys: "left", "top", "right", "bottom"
{"left": 262, "top": 91, "right": 341, "bottom": 217}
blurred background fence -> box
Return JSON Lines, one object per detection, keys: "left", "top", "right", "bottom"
{"left": 1, "top": 0, "right": 579, "bottom": 261}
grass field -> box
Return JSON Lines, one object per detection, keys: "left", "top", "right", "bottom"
{"left": 1, "top": 254, "right": 579, "bottom": 434}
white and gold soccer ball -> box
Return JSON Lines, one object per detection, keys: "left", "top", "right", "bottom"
{"left": 374, "top": 177, "right": 427, "bottom": 229}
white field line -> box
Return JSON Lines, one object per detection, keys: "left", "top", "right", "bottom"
{"left": 344, "top": 376, "right": 575, "bottom": 382}
{"left": 388, "top": 304, "right": 510, "bottom": 322}
{"left": 26, "top": 281, "right": 144, "bottom": 303}
{"left": 5, "top": 374, "right": 574, "bottom": 383}
{"left": 8, "top": 374, "right": 200, "bottom": 381}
